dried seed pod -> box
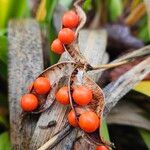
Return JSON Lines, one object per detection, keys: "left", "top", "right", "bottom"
{"left": 68, "top": 68, "right": 108, "bottom": 146}
{"left": 63, "top": 0, "right": 90, "bottom": 67}
{"left": 65, "top": 43, "right": 88, "bottom": 66}
{"left": 28, "top": 61, "right": 76, "bottom": 113}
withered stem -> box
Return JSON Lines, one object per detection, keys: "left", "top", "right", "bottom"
{"left": 93, "top": 60, "right": 128, "bottom": 70}
{"left": 92, "top": 45, "right": 150, "bottom": 71}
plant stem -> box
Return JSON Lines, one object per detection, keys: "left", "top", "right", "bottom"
{"left": 93, "top": 60, "right": 128, "bottom": 70}
{"left": 92, "top": 45, "right": 150, "bottom": 71}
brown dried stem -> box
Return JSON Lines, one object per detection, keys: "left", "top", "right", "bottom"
{"left": 92, "top": 60, "right": 128, "bottom": 70}
{"left": 91, "top": 45, "right": 150, "bottom": 71}
{"left": 67, "top": 67, "right": 80, "bottom": 119}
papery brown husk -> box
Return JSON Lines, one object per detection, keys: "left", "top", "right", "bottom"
{"left": 67, "top": 67, "right": 111, "bottom": 147}
{"left": 28, "top": 61, "right": 76, "bottom": 114}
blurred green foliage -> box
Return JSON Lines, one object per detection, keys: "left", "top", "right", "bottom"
{"left": 83, "top": 0, "right": 92, "bottom": 12}
{"left": 45, "top": 0, "right": 60, "bottom": 65}
{"left": 139, "top": 129, "right": 150, "bottom": 149}
{"left": 100, "top": 119, "right": 110, "bottom": 141}
{"left": 0, "top": 132, "right": 11, "bottom": 150}
{"left": 108, "top": 0, "right": 123, "bottom": 22}
{"left": 0, "top": 36, "right": 7, "bottom": 79}
{"left": 138, "top": 15, "right": 150, "bottom": 42}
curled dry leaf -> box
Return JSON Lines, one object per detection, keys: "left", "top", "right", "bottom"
{"left": 74, "top": 0, "right": 87, "bottom": 36}
{"left": 68, "top": 68, "right": 107, "bottom": 146}
{"left": 29, "top": 61, "right": 76, "bottom": 114}
{"left": 81, "top": 75, "right": 113, "bottom": 147}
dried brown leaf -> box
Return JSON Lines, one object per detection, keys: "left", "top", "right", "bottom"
{"left": 74, "top": 0, "right": 87, "bottom": 36}
{"left": 107, "top": 100, "right": 150, "bottom": 130}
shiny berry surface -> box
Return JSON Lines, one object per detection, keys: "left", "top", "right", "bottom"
{"left": 79, "top": 111, "right": 100, "bottom": 133}
{"left": 55, "top": 86, "right": 69, "bottom": 105}
{"left": 62, "top": 10, "right": 79, "bottom": 28}
{"left": 34, "top": 77, "right": 51, "bottom": 94}
{"left": 20, "top": 94, "right": 38, "bottom": 112}
{"left": 67, "top": 109, "right": 78, "bottom": 127}
{"left": 51, "top": 38, "right": 64, "bottom": 54}
{"left": 58, "top": 28, "right": 75, "bottom": 44}
{"left": 72, "top": 86, "right": 93, "bottom": 106}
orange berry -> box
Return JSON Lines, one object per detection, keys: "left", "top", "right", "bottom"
{"left": 34, "top": 77, "right": 51, "bottom": 94}
{"left": 58, "top": 28, "right": 75, "bottom": 44}
{"left": 51, "top": 38, "right": 64, "bottom": 54}
{"left": 72, "top": 86, "right": 93, "bottom": 106}
{"left": 96, "top": 146, "right": 108, "bottom": 150}
{"left": 67, "top": 109, "right": 78, "bottom": 127}
{"left": 62, "top": 10, "right": 79, "bottom": 28}
{"left": 20, "top": 94, "right": 38, "bottom": 112}
{"left": 79, "top": 111, "right": 100, "bottom": 133}
{"left": 67, "top": 108, "right": 85, "bottom": 127}
{"left": 55, "top": 86, "right": 69, "bottom": 105}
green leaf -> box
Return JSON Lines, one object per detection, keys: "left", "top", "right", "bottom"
{"left": 45, "top": 0, "right": 58, "bottom": 23}
{"left": 45, "top": 0, "right": 60, "bottom": 65}
{"left": 139, "top": 128, "right": 150, "bottom": 149}
{"left": 108, "top": 0, "right": 123, "bottom": 22}
{"left": 0, "top": 36, "right": 7, "bottom": 80}
{"left": 0, "top": 61, "right": 7, "bottom": 80}
{"left": 100, "top": 119, "right": 110, "bottom": 141}
{"left": 49, "top": 22, "right": 60, "bottom": 65}
{"left": 0, "top": 28, "right": 7, "bottom": 36}
{"left": 0, "top": 116, "right": 7, "bottom": 127}
{"left": 83, "top": 0, "right": 92, "bottom": 12}
{"left": 0, "top": 36, "right": 7, "bottom": 64}
{"left": 0, "top": 132, "right": 11, "bottom": 150}
{"left": 0, "top": 29, "right": 7, "bottom": 86}
{"left": 0, "top": 0, "right": 30, "bottom": 28}
{"left": 138, "top": 15, "right": 150, "bottom": 42}
{"left": 0, "top": 0, "right": 11, "bottom": 28}
{"left": 138, "top": 25, "right": 149, "bottom": 42}
{"left": 9, "top": 0, "right": 30, "bottom": 18}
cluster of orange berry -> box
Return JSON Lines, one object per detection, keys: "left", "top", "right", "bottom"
{"left": 51, "top": 10, "right": 79, "bottom": 54}
{"left": 20, "top": 10, "right": 108, "bottom": 150}
{"left": 20, "top": 77, "right": 51, "bottom": 111}
{"left": 55, "top": 86, "right": 100, "bottom": 133}
{"left": 56, "top": 86, "right": 108, "bottom": 150}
